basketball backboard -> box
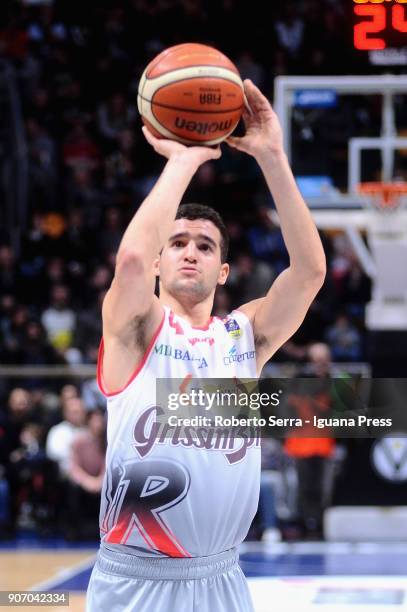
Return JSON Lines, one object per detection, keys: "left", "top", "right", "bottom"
{"left": 272, "top": 75, "right": 407, "bottom": 330}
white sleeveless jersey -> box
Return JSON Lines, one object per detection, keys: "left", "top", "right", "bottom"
{"left": 97, "top": 306, "right": 261, "bottom": 558}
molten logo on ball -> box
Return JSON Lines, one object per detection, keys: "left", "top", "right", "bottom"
{"left": 175, "top": 117, "right": 233, "bottom": 135}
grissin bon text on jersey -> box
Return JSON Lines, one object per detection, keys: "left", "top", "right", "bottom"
{"left": 133, "top": 406, "right": 261, "bottom": 465}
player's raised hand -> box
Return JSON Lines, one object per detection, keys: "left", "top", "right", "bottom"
{"left": 226, "top": 79, "right": 284, "bottom": 160}
{"left": 142, "top": 126, "right": 221, "bottom": 166}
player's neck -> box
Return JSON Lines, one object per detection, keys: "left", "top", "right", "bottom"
{"left": 159, "top": 291, "right": 214, "bottom": 327}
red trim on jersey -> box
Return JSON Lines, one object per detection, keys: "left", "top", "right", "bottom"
{"left": 106, "top": 513, "right": 191, "bottom": 557}
{"left": 169, "top": 309, "right": 214, "bottom": 331}
{"left": 191, "top": 316, "right": 214, "bottom": 330}
{"left": 97, "top": 311, "right": 165, "bottom": 397}
{"left": 105, "top": 519, "right": 131, "bottom": 544}
{"left": 136, "top": 516, "right": 191, "bottom": 558}
{"left": 168, "top": 310, "right": 184, "bottom": 335}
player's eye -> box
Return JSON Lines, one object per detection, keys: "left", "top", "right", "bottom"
{"left": 199, "top": 243, "right": 211, "bottom": 251}
{"left": 173, "top": 240, "right": 184, "bottom": 248}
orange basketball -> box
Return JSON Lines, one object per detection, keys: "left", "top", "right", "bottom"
{"left": 137, "top": 43, "right": 244, "bottom": 146}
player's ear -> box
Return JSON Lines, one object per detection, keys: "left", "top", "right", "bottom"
{"left": 153, "top": 256, "right": 160, "bottom": 277}
{"left": 218, "top": 262, "right": 229, "bottom": 285}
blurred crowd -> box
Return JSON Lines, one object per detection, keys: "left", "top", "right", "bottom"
{"left": 0, "top": 384, "right": 105, "bottom": 539}
{"left": 0, "top": 0, "right": 376, "bottom": 540}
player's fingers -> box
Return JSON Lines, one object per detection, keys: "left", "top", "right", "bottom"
{"left": 243, "top": 93, "right": 253, "bottom": 116}
{"left": 141, "top": 125, "right": 156, "bottom": 146}
{"left": 209, "top": 145, "right": 222, "bottom": 159}
{"left": 241, "top": 109, "right": 252, "bottom": 128}
{"left": 243, "top": 79, "right": 271, "bottom": 112}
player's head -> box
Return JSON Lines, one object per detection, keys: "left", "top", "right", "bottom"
{"left": 308, "top": 342, "right": 332, "bottom": 377}
{"left": 176, "top": 204, "right": 229, "bottom": 263}
{"left": 156, "top": 203, "right": 229, "bottom": 303}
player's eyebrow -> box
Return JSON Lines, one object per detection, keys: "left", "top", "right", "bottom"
{"left": 169, "top": 232, "right": 217, "bottom": 248}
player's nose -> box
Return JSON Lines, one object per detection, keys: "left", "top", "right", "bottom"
{"left": 184, "top": 241, "right": 197, "bottom": 262}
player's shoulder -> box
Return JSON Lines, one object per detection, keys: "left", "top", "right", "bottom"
{"left": 232, "top": 298, "right": 264, "bottom": 324}
{"left": 100, "top": 302, "right": 165, "bottom": 396}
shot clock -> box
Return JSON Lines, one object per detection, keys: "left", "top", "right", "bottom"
{"left": 353, "top": 0, "right": 407, "bottom": 52}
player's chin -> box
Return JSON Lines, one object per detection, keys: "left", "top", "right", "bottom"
{"left": 174, "top": 279, "right": 207, "bottom": 296}
{"left": 177, "top": 278, "right": 201, "bottom": 290}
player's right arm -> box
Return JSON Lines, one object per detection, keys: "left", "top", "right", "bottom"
{"left": 101, "top": 128, "right": 221, "bottom": 392}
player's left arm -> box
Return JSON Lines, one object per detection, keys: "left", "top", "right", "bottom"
{"left": 227, "top": 80, "right": 326, "bottom": 371}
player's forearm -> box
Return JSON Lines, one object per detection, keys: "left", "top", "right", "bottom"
{"left": 117, "top": 153, "right": 198, "bottom": 264}
{"left": 257, "top": 151, "right": 326, "bottom": 282}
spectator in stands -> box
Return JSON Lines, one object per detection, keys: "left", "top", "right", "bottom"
{"left": 103, "top": 128, "right": 138, "bottom": 202}
{"left": 98, "top": 207, "right": 123, "bottom": 256}
{"left": 21, "top": 211, "right": 49, "bottom": 266}
{"left": 62, "top": 117, "right": 100, "bottom": 171}
{"left": 187, "top": 162, "right": 219, "bottom": 209}
{"left": 74, "top": 289, "right": 105, "bottom": 363}
{"left": 41, "top": 284, "right": 76, "bottom": 355}
{"left": 28, "top": 87, "right": 56, "bottom": 133}
{"left": 235, "top": 51, "right": 265, "bottom": 89}
{"left": 274, "top": 3, "right": 305, "bottom": 62}
{"left": 341, "top": 256, "right": 371, "bottom": 320}
{"left": 8, "top": 422, "right": 58, "bottom": 533}
{"left": 6, "top": 389, "right": 33, "bottom": 450}
{"left": 26, "top": 117, "right": 57, "bottom": 211}
{"left": 20, "top": 319, "right": 64, "bottom": 366}
{"left": 97, "top": 92, "right": 137, "bottom": 145}
{"left": 65, "top": 167, "right": 110, "bottom": 228}
{"left": 0, "top": 389, "right": 34, "bottom": 537}
{"left": 81, "top": 379, "right": 105, "bottom": 412}
{"left": 247, "top": 206, "right": 289, "bottom": 274}
{"left": 1, "top": 304, "right": 30, "bottom": 364}
{"left": 330, "top": 234, "right": 364, "bottom": 304}
{"left": 43, "top": 44, "right": 83, "bottom": 124}
{"left": 284, "top": 343, "right": 336, "bottom": 538}
{"left": 65, "top": 207, "right": 95, "bottom": 263}
{"left": 45, "top": 395, "right": 86, "bottom": 477}
{"left": 258, "top": 440, "right": 284, "bottom": 543}
{"left": 34, "top": 257, "right": 69, "bottom": 307}
{"left": 325, "top": 313, "right": 362, "bottom": 362}
{"left": 2, "top": 389, "right": 35, "bottom": 531}
{"left": 0, "top": 246, "right": 22, "bottom": 299}
{"left": 228, "top": 252, "right": 275, "bottom": 306}
{"left": 217, "top": 146, "right": 262, "bottom": 212}
{"left": 60, "top": 384, "right": 79, "bottom": 404}
{"left": 0, "top": 14, "right": 28, "bottom": 63}
{"left": 0, "top": 470, "right": 10, "bottom": 539}
{"left": 66, "top": 408, "right": 106, "bottom": 539}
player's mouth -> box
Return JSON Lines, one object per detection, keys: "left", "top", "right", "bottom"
{"left": 179, "top": 267, "right": 199, "bottom": 274}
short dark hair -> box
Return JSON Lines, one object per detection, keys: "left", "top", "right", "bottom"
{"left": 175, "top": 204, "right": 229, "bottom": 263}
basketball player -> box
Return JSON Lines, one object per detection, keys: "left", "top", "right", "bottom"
{"left": 87, "top": 80, "right": 326, "bottom": 611}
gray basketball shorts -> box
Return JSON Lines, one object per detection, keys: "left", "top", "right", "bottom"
{"left": 86, "top": 544, "right": 255, "bottom": 612}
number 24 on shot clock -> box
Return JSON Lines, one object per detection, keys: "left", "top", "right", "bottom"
{"left": 353, "top": 0, "right": 407, "bottom": 50}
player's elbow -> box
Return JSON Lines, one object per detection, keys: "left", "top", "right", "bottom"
{"left": 309, "top": 258, "right": 326, "bottom": 287}
{"left": 294, "top": 257, "right": 326, "bottom": 290}
{"left": 115, "top": 248, "right": 146, "bottom": 280}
